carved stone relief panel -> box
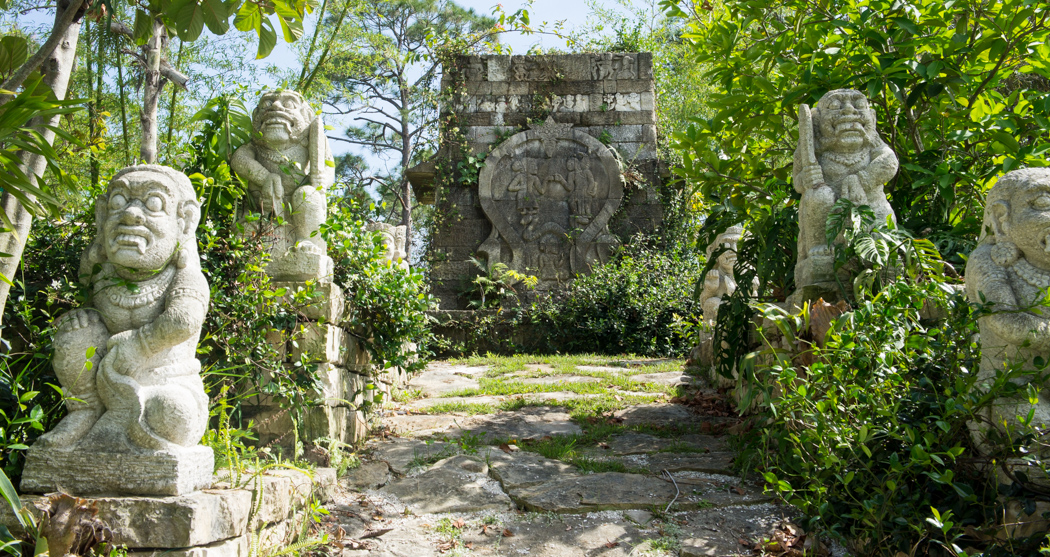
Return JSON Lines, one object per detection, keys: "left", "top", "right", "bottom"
{"left": 478, "top": 118, "right": 623, "bottom": 288}
{"left": 593, "top": 54, "right": 639, "bottom": 80}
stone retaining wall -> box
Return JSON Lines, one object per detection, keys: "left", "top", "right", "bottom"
{"left": 241, "top": 282, "right": 408, "bottom": 448}
{"left": 2, "top": 468, "right": 336, "bottom": 557}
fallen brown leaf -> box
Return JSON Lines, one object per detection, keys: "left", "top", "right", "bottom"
{"left": 732, "top": 486, "right": 745, "bottom": 495}
{"left": 499, "top": 443, "right": 513, "bottom": 454}
{"left": 452, "top": 519, "right": 465, "bottom": 529}
{"left": 361, "top": 528, "right": 393, "bottom": 539}
{"left": 481, "top": 524, "right": 489, "bottom": 535}
{"left": 502, "top": 529, "right": 514, "bottom": 537}
{"left": 465, "top": 542, "right": 474, "bottom": 549}
{"left": 604, "top": 541, "right": 619, "bottom": 548}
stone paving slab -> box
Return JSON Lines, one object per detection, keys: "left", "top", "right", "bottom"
{"left": 508, "top": 472, "right": 677, "bottom": 513}
{"left": 373, "top": 439, "right": 453, "bottom": 475}
{"left": 606, "top": 432, "right": 729, "bottom": 455}
{"left": 380, "top": 456, "right": 512, "bottom": 514}
{"left": 406, "top": 364, "right": 484, "bottom": 396}
{"left": 613, "top": 403, "right": 701, "bottom": 426}
{"left": 487, "top": 450, "right": 578, "bottom": 489}
{"left": 343, "top": 462, "right": 392, "bottom": 490}
{"left": 630, "top": 371, "right": 693, "bottom": 386}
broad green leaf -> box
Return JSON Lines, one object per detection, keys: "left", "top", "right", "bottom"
{"left": 202, "top": 0, "right": 231, "bottom": 35}
{"left": 256, "top": 17, "right": 277, "bottom": 59}
{"left": 133, "top": 9, "right": 154, "bottom": 45}
{"left": 0, "top": 35, "right": 28, "bottom": 75}
{"left": 234, "top": 1, "right": 261, "bottom": 32}
{"left": 170, "top": 0, "right": 206, "bottom": 41}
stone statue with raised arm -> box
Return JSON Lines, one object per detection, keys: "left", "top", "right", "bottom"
{"left": 793, "top": 89, "right": 899, "bottom": 298}
{"left": 21, "top": 165, "right": 214, "bottom": 496}
{"left": 232, "top": 89, "right": 335, "bottom": 281}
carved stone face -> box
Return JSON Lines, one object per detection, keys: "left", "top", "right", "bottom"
{"left": 103, "top": 170, "right": 185, "bottom": 271}
{"left": 716, "top": 233, "right": 741, "bottom": 273}
{"left": 996, "top": 170, "right": 1050, "bottom": 270}
{"left": 253, "top": 90, "right": 312, "bottom": 148}
{"left": 816, "top": 90, "right": 874, "bottom": 152}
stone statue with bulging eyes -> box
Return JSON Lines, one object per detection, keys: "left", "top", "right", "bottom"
{"left": 232, "top": 89, "right": 335, "bottom": 281}
{"left": 21, "top": 165, "right": 214, "bottom": 496}
{"left": 966, "top": 168, "right": 1050, "bottom": 455}
{"left": 793, "top": 89, "right": 899, "bottom": 296}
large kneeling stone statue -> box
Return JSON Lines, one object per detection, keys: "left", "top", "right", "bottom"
{"left": 232, "top": 89, "right": 335, "bottom": 281}
{"left": 966, "top": 168, "right": 1050, "bottom": 452}
{"left": 793, "top": 89, "right": 898, "bottom": 299}
{"left": 21, "top": 165, "right": 213, "bottom": 496}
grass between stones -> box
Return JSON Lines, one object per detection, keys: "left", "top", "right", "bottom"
{"left": 446, "top": 353, "right": 686, "bottom": 377}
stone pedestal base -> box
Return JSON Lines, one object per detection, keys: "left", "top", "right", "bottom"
{"left": 4, "top": 468, "right": 336, "bottom": 557}
{"left": 785, "top": 282, "right": 842, "bottom": 311}
{"left": 267, "top": 250, "right": 333, "bottom": 282}
{"left": 20, "top": 445, "right": 214, "bottom": 496}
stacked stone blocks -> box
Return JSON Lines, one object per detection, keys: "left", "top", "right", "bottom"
{"left": 429, "top": 53, "right": 666, "bottom": 310}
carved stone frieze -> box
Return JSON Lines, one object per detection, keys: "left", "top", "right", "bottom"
{"left": 478, "top": 118, "right": 623, "bottom": 287}
{"left": 593, "top": 53, "right": 639, "bottom": 80}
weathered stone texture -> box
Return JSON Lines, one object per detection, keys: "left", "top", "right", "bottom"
{"left": 426, "top": 53, "right": 665, "bottom": 311}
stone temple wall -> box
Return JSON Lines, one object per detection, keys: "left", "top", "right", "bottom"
{"left": 420, "top": 53, "right": 666, "bottom": 310}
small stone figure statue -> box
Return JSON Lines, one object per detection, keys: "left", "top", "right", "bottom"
{"left": 232, "top": 89, "right": 335, "bottom": 280}
{"left": 700, "top": 226, "right": 744, "bottom": 326}
{"left": 366, "top": 222, "right": 409, "bottom": 270}
{"left": 22, "top": 165, "right": 213, "bottom": 496}
{"left": 966, "top": 168, "right": 1050, "bottom": 448}
{"left": 794, "top": 89, "right": 899, "bottom": 293}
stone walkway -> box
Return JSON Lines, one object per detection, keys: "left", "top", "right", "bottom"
{"left": 318, "top": 357, "right": 803, "bottom": 557}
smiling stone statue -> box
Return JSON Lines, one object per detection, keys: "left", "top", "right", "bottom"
{"left": 966, "top": 168, "right": 1050, "bottom": 452}
{"left": 21, "top": 165, "right": 214, "bottom": 496}
{"left": 232, "top": 89, "right": 335, "bottom": 281}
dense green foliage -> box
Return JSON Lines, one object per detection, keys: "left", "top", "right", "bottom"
{"left": 668, "top": 0, "right": 1050, "bottom": 262}
{"left": 534, "top": 242, "right": 704, "bottom": 357}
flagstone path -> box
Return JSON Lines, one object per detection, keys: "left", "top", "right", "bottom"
{"left": 318, "top": 357, "right": 805, "bottom": 556}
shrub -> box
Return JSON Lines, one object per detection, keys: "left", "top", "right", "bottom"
{"left": 533, "top": 240, "right": 704, "bottom": 357}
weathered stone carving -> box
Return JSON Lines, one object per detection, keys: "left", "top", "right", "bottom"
{"left": 794, "top": 89, "right": 899, "bottom": 292}
{"left": 479, "top": 117, "right": 623, "bottom": 288}
{"left": 700, "top": 226, "right": 744, "bottom": 326}
{"left": 593, "top": 53, "right": 638, "bottom": 80}
{"left": 966, "top": 168, "right": 1050, "bottom": 449}
{"left": 22, "top": 165, "right": 213, "bottom": 496}
{"left": 366, "top": 222, "right": 409, "bottom": 270}
{"left": 232, "top": 89, "right": 335, "bottom": 281}
{"left": 512, "top": 57, "right": 558, "bottom": 81}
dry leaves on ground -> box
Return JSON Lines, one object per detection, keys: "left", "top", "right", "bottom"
{"left": 745, "top": 522, "right": 829, "bottom": 557}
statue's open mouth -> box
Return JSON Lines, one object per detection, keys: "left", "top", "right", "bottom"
{"left": 114, "top": 226, "right": 151, "bottom": 254}
{"left": 1044, "top": 232, "right": 1050, "bottom": 253}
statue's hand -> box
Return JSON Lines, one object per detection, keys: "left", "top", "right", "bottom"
{"left": 58, "top": 308, "right": 103, "bottom": 333}
{"left": 803, "top": 165, "right": 824, "bottom": 190}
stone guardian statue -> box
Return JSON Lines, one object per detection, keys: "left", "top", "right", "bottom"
{"left": 793, "top": 89, "right": 898, "bottom": 298}
{"left": 699, "top": 226, "right": 745, "bottom": 326}
{"left": 21, "top": 165, "right": 213, "bottom": 496}
{"left": 232, "top": 89, "right": 335, "bottom": 281}
{"left": 965, "top": 168, "right": 1050, "bottom": 454}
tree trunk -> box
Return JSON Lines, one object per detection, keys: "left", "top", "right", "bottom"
{"left": 400, "top": 86, "right": 412, "bottom": 261}
{"left": 0, "top": 3, "right": 84, "bottom": 326}
{"left": 139, "top": 18, "right": 167, "bottom": 164}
